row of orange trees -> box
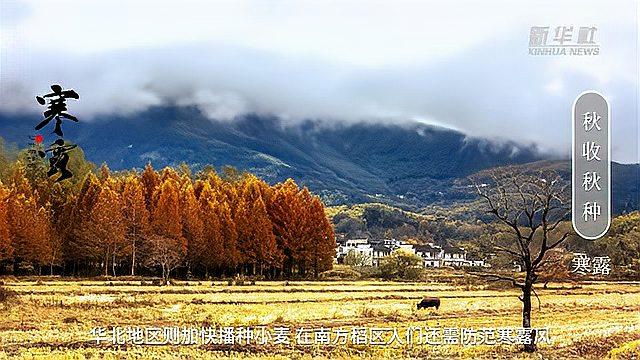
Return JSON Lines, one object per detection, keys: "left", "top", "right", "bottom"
{"left": 0, "top": 162, "right": 335, "bottom": 280}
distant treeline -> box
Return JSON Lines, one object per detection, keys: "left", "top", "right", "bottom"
{"left": 0, "top": 140, "right": 335, "bottom": 280}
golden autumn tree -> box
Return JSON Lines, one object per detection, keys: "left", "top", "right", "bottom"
{"left": 68, "top": 173, "right": 102, "bottom": 266}
{"left": 121, "top": 175, "right": 150, "bottom": 276}
{"left": 160, "top": 167, "right": 181, "bottom": 183}
{"left": 6, "top": 192, "right": 51, "bottom": 274}
{"left": 180, "top": 183, "right": 204, "bottom": 276}
{"left": 267, "top": 179, "right": 305, "bottom": 275}
{"left": 146, "top": 179, "right": 186, "bottom": 284}
{"left": 218, "top": 199, "right": 239, "bottom": 274}
{"left": 250, "top": 194, "right": 278, "bottom": 275}
{"left": 83, "top": 185, "right": 126, "bottom": 276}
{"left": 217, "top": 182, "right": 242, "bottom": 273}
{"left": 303, "top": 193, "right": 336, "bottom": 276}
{"left": 47, "top": 181, "right": 77, "bottom": 275}
{"left": 140, "top": 163, "right": 160, "bottom": 212}
{"left": 42, "top": 202, "right": 63, "bottom": 275}
{"left": 231, "top": 187, "right": 250, "bottom": 272}
{"left": 237, "top": 177, "right": 278, "bottom": 275}
{"left": 33, "top": 205, "right": 54, "bottom": 274}
{"left": 6, "top": 163, "right": 52, "bottom": 273}
{"left": 206, "top": 178, "right": 241, "bottom": 275}
{"left": 0, "top": 182, "right": 14, "bottom": 261}
{"left": 196, "top": 182, "right": 225, "bottom": 275}
{"left": 74, "top": 173, "right": 102, "bottom": 218}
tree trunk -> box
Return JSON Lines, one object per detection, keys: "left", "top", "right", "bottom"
{"left": 112, "top": 252, "right": 116, "bottom": 277}
{"left": 131, "top": 238, "right": 136, "bottom": 276}
{"left": 162, "top": 264, "right": 169, "bottom": 285}
{"left": 522, "top": 283, "right": 537, "bottom": 352}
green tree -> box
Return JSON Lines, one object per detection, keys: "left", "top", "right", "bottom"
{"left": 378, "top": 249, "right": 424, "bottom": 280}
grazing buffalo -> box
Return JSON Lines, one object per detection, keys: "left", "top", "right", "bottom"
{"left": 417, "top": 297, "right": 440, "bottom": 310}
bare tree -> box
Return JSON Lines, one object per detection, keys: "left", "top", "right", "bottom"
{"left": 471, "top": 166, "right": 572, "bottom": 352}
{"left": 143, "top": 234, "right": 185, "bottom": 285}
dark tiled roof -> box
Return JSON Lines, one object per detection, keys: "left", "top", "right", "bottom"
{"left": 413, "top": 244, "right": 440, "bottom": 253}
{"left": 371, "top": 244, "right": 392, "bottom": 252}
{"left": 443, "top": 246, "right": 465, "bottom": 254}
{"left": 369, "top": 238, "right": 393, "bottom": 244}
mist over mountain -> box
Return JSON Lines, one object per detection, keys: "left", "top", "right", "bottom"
{"left": 0, "top": 106, "right": 636, "bottom": 212}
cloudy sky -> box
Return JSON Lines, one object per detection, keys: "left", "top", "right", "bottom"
{"left": 1, "top": 0, "right": 638, "bottom": 162}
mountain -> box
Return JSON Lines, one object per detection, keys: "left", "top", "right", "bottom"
{"left": 452, "top": 160, "right": 639, "bottom": 216}
{"left": 0, "top": 106, "right": 637, "bottom": 212}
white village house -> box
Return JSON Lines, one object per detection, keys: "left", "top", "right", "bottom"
{"left": 335, "top": 237, "right": 489, "bottom": 268}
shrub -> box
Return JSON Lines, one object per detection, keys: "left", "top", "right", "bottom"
{"left": 344, "top": 250, "right": 372, "bottom": 267}
{"left": 319, "top": 267, "right": 362, "bottom": 279}
{"left": 379, "top": 249, "right": 425, "bottom": 280}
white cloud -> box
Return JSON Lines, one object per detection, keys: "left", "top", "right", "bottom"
{"left": 0, "top": 0, "right": 637, "bottom": 163}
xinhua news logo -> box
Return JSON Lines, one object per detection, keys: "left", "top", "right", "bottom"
{"left": 529, "top": 26, "right": 599, "bottom": 56}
